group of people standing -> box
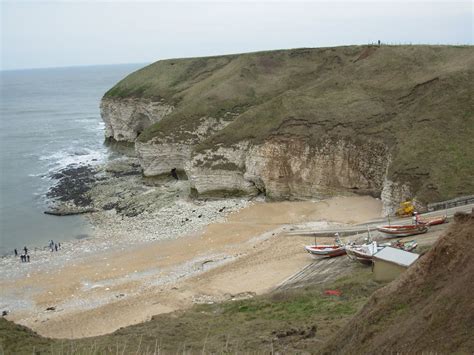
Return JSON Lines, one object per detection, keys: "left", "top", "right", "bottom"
{"left": 48, "top": 240, "right": 61, "bottom": 252}
{"left": 14, "top": 246, "right": 30, "bottom": 263}
{"left": 14, "top": 240, "right": 62, "bottom": 263}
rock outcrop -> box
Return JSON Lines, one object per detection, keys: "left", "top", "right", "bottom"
{"left": 136, "top": 141, "right": 193, "bottom": 177}
{"left": 186, "top": 138, "right": 391, "bottom": 202}
{"left": 136, "top": 116, "right": 234, "bottom": 177}
{"left": 380, "top": 178, "right": 412, "bottom": 216}
{"left": 101, "top": 98, "right": 173, "bottom": 142}
{"left": 244, "top": 138, "right": 389, "bottom": 200}
{"left": 186, "top": 142, "right": 259, "bottom": 197}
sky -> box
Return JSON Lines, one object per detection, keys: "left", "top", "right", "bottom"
{"left": 1, "top": 0, "right": 472, "bottom": 70}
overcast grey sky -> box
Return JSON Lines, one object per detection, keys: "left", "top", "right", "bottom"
{"left": 1, "top": 1, "right": 472, "bottom": 70}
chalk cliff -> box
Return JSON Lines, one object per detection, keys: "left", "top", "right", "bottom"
{"left": 101, "top": 98, "right": 173, "bottom": 142}
{"left": 101, "top": 45, "right": 474, "bottom": 214}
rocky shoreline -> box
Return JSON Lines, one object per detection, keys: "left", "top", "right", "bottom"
{"left": 44, "top": 157, "right": 253, "bottom": 238}
{"left": 0, "top": 157, "right": 253, "bottom": 280}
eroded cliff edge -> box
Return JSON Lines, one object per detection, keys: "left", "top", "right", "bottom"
{"left": 100, "top": 45, "right": 474, "bottom": 215}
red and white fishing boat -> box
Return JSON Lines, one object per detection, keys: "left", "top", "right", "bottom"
{"left": 419, "top": 215, "right": 447, "bottom": 226}
{"left": 377, "top": 224, "right": 428, "bottom": 238}
{"left": 304, "top": 234, "right": 346, "bottom": 258}
{"left": 304, "top": 244, "right": 346, "bottom": 258}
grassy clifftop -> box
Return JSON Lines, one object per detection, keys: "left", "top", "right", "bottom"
{"left": 104, "top": 45, "right": 474, "bottom": 202}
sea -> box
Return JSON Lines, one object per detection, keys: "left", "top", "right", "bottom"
{"left": 0, "top": 64, "right": 144, "bottom": 255}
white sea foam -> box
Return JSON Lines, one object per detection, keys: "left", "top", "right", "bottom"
{"left": 39, "top": 147, "right": 107, "bottom": 172}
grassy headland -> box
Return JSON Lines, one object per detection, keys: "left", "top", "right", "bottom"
{"left": 104, "top": 45, "right": 474, "bottom": 203}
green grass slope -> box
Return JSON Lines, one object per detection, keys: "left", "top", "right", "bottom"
{"left": 1, "top": 268, "right": 383, "bottom": 353}
{"left": 105, "top": 45, "right": 474, "bottom": 203}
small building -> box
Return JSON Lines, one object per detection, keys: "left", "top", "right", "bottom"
{"left": 372, "top": 247, "right": 419, "bottom": 282}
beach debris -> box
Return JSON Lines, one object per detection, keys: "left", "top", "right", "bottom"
{"left": 46, "top": 306, "right": 56, "bottom": 311}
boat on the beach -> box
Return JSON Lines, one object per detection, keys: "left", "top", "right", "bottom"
{"left": 304, "top": 234, "right": 346, "bottom": 258}
{"left": 377, "top": 224, "right": 428, "bottom": 238}
{"left": 304, "top": 244, "right": 346, "bottom": 258}
{"left": 346, "top": 241, "right": 382, "bottom": 265}
{"left": 346, "top": 239, "right": 418, "bottom": 265}
{"left": 419, "top": 215, "right": 447, "bottom": 226}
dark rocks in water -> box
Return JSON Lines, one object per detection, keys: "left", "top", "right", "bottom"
{"left": 46, "top": 160, "right": 146, "bottom": 218}
{"left": 44, "top": 208, "right": 97, "bottom": 216}
{"left": 47, "top": 164, "right": 97, "bottom": 207}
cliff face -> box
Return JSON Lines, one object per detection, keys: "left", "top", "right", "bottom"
{"left": 136, "top": 116, "right": 234, "bottom": 176}
{"left": 101, "top": 45, "right": 474, "bottom": 214}
{"left": 186, "top": 138, "right": 390, "bottom": 198}
{"left": 101, "top": 98, "right": 173, "bottom": 142}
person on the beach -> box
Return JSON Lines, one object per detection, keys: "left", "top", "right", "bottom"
{"left": 14, "top": 249, "right": 18, "bottom": 257}
{"left": 55, "top": 244, "right": 58, "bottom": 252}
{"left": 23, "top": 246, "right": 28, "bottom": 255}
{"left": 20, "top": 255, "right": 25, "bottom": 262}
{"left": 27, "top": 255, "right": 30, "bottom": 262}
{"left": 58, "top": 242, "right": 61, "bottom": 249}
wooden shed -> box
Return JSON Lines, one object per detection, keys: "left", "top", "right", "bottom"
{"left": 372, "top": 247, "right": 419, "bottom": 282}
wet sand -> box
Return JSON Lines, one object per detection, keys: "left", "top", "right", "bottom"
{"left": 1, "top": 195, "right": 383, "bottom": 338}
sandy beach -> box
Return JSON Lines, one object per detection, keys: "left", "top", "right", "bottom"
{"left": 0, "top": 195, "right": 383, "bottom": 338}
